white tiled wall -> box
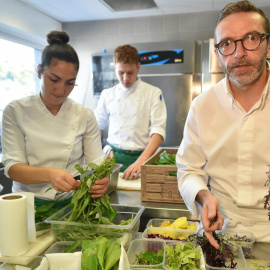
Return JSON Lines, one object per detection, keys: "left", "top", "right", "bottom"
{"left": 63, "top": 8, "right": 270, "bottom": 109}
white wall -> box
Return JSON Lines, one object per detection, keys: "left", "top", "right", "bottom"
{"left": 63, "top": 12, "right": 219, "bottom": 110}
{"left": 0, "top": 0, "right": 61, "bottom": 49}
{"left": 63, "top": 6, "right": 270, "bottom": 110}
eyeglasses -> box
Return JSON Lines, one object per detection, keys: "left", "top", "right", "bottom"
{"left": 215, "top": 33, "right": 270, "bottom": 56}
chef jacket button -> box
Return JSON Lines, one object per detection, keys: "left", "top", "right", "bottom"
{"left": 73, "top": 126, "right": 77, "bottom": 130}
{"left": 68, "top": 145, "right": 71, "bottom": 150}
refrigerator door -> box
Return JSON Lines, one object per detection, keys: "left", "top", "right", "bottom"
{"left": 140, "top": 74, "right": 193, "bottom": 147}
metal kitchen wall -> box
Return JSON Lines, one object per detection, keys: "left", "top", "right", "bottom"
{"left": 92, "top": 40, "right": 224, "bottom": 147}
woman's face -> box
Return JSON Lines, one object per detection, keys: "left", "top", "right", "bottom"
{"left": 38, "top": 59, "right": 78, "bottom": 112}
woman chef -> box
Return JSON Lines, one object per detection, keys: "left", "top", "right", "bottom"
{"left": 1, "top": 31, "right": 109, "bottom": 208}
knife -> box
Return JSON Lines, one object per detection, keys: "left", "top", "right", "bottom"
{"left": 74, "top": 169, "right": 96, "bottom": 180}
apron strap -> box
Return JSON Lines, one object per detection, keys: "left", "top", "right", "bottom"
{"left": 108, "top": 144, "right": 143, "bottom": 172}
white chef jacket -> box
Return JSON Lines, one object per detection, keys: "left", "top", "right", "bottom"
{"left": 94, "top": 78, "right": 167, "bottom": 151}
{"left": 177, "top": 68, "right": 270, "bottom": 242}
{"left": 2, "top": 94, "right": 104, "bottom": 200}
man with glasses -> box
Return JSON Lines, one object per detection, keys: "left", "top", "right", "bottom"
{"left": 176, "top": 0, "right": 270, "bottom": 248}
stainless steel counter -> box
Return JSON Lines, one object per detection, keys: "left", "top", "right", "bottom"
{"left": 110, "top": 189, "right": 199, "bottom": 230}
{"left": 110, "top": 190, "right": 270, "bottom": 263}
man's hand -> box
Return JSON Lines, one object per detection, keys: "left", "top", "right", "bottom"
{"left": 196, "top": 190, "right": 224, "bottom": 249}
{"left": 122, "top": 161, "right": 142, "bottom": 180}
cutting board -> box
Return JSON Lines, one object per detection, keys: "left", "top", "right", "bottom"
{"left": 0, "top": 230, "right": 54, "bottom": 264}
{"left": 116, "top": 173, "right": 141, "bottom": 191}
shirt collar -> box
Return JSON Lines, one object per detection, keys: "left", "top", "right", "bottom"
{"left": 118, "top": 77, "right": 141, "bottom": 92}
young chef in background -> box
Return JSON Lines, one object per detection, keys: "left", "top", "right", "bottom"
{"left": 2, "top": 30, "right": 109, "bottom": 208}
{"left": 176, "top": 0, "right": 270, "bottom": 248}
{"left": 94, "top": 44, "right": 167, "bottom": 180}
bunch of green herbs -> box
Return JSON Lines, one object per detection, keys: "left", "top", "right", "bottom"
{"left": 68, "top": 156, "right": 117, "bottom": 224}
{"left": 164, "top": 241, "right": 201, "bottom": 270}
{"left": 189, "top": 232, "right": 237, "bottom": 268}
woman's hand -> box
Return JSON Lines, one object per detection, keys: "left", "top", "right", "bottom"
{"left": 196, "top": 190, "right": 224, "bottom": 249}
{"left": 89, "top": 176, "right": 110, "bottom": 198}
{"left": 48, "top": 168, "right": 81, "bottom": 192}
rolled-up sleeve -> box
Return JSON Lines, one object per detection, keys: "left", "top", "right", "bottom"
{"left": 150, "top": 89, "right": 167, "bottom": 140}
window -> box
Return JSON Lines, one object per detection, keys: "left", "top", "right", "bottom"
{"left": 0, "top": 38, "right": 41, "bottom": 160}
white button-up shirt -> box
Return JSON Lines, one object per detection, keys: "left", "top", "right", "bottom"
{"left": 177, "top": 70, "right": 270, "bottom": 242}
{"left": 2, "top": 94, "right": 104, "bottom": 200}
{"left": 94, "top": 78, "right": 167, "bottom": 151}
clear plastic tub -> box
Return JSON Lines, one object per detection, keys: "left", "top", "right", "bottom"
{"left": 204, "top": 244, "right": 247, "bottom": 270}
{"left": 107, "top": 163, "right": 122, "bottom": 194}
{"left": 163, "top": 242, "right": 206, "bottom": 270}
{"left": 45, "top": 241, "right": 82, "bottom": 254}
{"left": 45, "top": 204, "right": 144, "bottom": 248}
{"left": 127, "top": 239, "right": 165, "bottom": 269}
{"left": 0, "top": 256, "right": 48, "bottom": 269}
{"left": 142, "top": 218, "right": 199, "bottom": 242}
{"left": 220, "top": 230, "right": 255, "bottom": 259}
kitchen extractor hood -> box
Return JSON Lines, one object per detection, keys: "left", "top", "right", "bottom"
{"left": 99, "top": 0, "right": 158, "bottom": 12}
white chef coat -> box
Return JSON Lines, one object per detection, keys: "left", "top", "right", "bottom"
{"left": 94, "top": 78, "right": 167, "bottom": 151}
{"left": 177, "top": 68, "right": 270, "bottom": 242}
{"left": 2, "top": 94, "right": 104, "bottom": 200}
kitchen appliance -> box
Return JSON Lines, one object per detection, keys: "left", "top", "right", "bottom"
{"left": 92, "top": 39, "right": 225, "bottom": 147}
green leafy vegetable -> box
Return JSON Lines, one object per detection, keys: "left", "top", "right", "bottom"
{"left": 81, "top": 236, "right": 121, "bottom": 270}
{"left": 135, "top": 249, "right": 164, "bottom": 266}
{"left": 64, "top": 240, "right": 82, "bottom": 253}
{"left": 152, "top": 150, "right": 176, "bottom": 165}
{"left": 165, "top": 241, "right": 201, "bottom": 270}
{"left": 68, "top": 156, "right": 117, "bottom": 223}
{"left": 152, "top": 150, "right": 177, "bottom": 176}
{"left": 35, "top": 201, "right": 58, "bottom": 231}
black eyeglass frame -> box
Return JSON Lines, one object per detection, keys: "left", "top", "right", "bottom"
{"left": 214, "top": 33, "right": 270, "bottom": 56}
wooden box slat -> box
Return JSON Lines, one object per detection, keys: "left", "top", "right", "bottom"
{"left": 141, "top": 148, "right": 184, "bottom": 204}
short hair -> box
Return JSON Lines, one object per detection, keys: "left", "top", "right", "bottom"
{"left": 113, "top": 44, "right": 139, "bottom": 64}
{"left": 40, "top": 31, "right": 79, "bottom": 72}
{"left": 215, "top": 0, "right": 270, "bottom": 42}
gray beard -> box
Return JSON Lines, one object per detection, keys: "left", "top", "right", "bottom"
{"left": 221, "top": 51, "right": 267, "bottom": 87}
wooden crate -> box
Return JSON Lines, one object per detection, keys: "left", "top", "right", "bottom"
{"left": 141, "top": 148, "right": 184, "bottom": 204}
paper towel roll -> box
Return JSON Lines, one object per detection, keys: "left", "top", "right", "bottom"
{"left": 0, "top": 194, "right": 29, "bottom": 256}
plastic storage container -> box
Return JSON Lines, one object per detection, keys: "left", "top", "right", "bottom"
{"left": 163, "top": 242, "right": 206, "bottom": 270}
{"left": 107, "top": 163, "right": 122, "bottom": 194}
{"left": 127, "top": 239, "right": 165, "bottom": 269}
{"left": 45, "top": 241, "right": 82, "bottom": 254}
{"left": 0, "top": 256, "right": 48, "bottom": 269}
{"left": 220, "top": 230, "right": 255, "bottom": 259}
{"left": 204, "top": 244, "right": 247, "bottom": 270}
{"left": 142, "top": 218, "right": 199, "bottom": 242}
{"left": 45, "top": 204, "right": 144, "bottom": 248}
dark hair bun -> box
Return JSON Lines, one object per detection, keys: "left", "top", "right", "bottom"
{"left": 47, "top": 31, "right": 69, "bottom": 45}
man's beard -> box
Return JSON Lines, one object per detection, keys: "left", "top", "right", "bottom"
{"left": 221, "top": 53, "right": 267, "bottom": 87}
